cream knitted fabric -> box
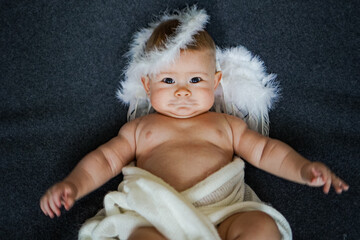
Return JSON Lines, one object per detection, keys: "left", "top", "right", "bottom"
{"left": 79, "top": 157, "right": 292, "bottom": 240}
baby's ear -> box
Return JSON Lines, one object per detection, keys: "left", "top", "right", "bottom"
{"left": 141, "top": 76, "right": 150, "bottom": 95}
{"left": 214, "top": 71, "right": 222, "bottom": 89}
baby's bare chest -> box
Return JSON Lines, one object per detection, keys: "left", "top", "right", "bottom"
{"left": 136, "top": 114, "right": 232, "bottom": 152}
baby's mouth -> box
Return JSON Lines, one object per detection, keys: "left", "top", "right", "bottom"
{"left": 170, "top": 101, "right": 196, "bottom": 106}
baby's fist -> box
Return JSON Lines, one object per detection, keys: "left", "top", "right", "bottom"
{"left": 40, "top": 181, "right": 77, "bottom": 218}
{"left": 300, "top": 162, "right": 349, "bottom": 194}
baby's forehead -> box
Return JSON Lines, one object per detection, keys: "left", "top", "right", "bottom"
{"left": 164, "top": 49, "right": 215, "bottom": 67}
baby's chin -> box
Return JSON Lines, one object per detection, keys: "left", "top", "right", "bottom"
{"left": 157, "top": 109, "right": 210, "bottom": 119}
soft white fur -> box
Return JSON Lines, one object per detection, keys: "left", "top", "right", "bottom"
{"left": 116, "top": 6, "right": 279, "bottom": 135}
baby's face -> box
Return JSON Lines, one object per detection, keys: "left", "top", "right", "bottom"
{"left": 142, "top": 49, "right": 222, "bottom": 118}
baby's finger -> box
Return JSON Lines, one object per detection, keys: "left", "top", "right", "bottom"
{"left": 62, "top": 200, "right": 71, "bottom": 211}
{"left": 66, "top": 197, "right": 75, "bottom": 210}
{"left": 54, "top": 194, "right": 62, "bottom": 208}
{"left": 332, "top": 176, "right": 349, "bottom": 194}
{"left": 332, "top": 176, "right": 342, "bottom": 193}
{"left": 62, "top": 190, "right": 75, "bottom": 211}
{"left": 42, "top": 198, "right": 55, "bottom": 218}
{"left": 40, "top": 198, "right": 48, "bottom": 216}
{"left": 334, "top": 183, "right": 344, "bottom": 194}
{"left": 48, "top": 195, "right": 61, "bottom": 217}
{"left": 342, "top": 182, "right": 350, "bottom": 191}
{"left": 322, "top": 175, "right": 332, "bottom": 194}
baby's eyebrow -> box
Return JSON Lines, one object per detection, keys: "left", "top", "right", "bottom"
{"left": 158, "top": 72, "right": 175, "bottom": 75}
{"left": 188, "top": 72, "right": 209, "bottom": 76}
{"left": 159, "top": 72, "right": 209, "bottom": 76}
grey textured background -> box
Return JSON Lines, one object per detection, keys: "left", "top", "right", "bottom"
{"left": 1, "top": 0, "right": 359, "bottom": 239}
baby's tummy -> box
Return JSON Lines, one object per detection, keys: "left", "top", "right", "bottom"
{"left": 136, "top": 143, "right": 232, "bottom": 192}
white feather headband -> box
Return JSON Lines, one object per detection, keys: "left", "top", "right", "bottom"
{"left": 117, "top": 6, "right": 279, "bottom": 135}
{"left": 117, "top": 6, "right": 209, "bottom": 104}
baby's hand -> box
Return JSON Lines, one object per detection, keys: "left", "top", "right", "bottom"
{"left": 300, "top": 162, "right": 349, "bottom": 194}
{"left": 40, "top": 181, "right": 77, "bottom": 218}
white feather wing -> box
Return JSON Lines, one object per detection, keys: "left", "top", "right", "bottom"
{"left": 216, "top": 46, "right": 279, "bottom": 135}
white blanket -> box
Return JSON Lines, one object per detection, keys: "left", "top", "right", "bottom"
{"left": 79, "top": 157, "right": 292, "bottom": 240}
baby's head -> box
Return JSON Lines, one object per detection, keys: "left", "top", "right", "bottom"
{"left": 145, "top": 19, "right": 216, "bottom": 62}
{"left": 141, "top": 19, "right": 222, "bottom": 118}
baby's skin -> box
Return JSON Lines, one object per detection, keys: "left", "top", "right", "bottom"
{"left": 40, "top": 49, "right": 349, "bottom": 239}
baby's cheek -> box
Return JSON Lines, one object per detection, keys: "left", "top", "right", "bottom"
{"left": 149, "top": 97, "right": 161, "bottom": 110}
{"left": 203, "top": 91, "right": 215, "bottom": 106}
{"left": 150, "top": 94, "right": 167, "bottom": 111}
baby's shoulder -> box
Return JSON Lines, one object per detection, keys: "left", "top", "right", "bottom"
{"left": 118, "top": 116, "right": 142, "bottom": 136}
{"left": 120, "top": 113, "right": 161, "bottom": 132}
{"left": 215, "top": 113, "right": 249, "bottom": 133}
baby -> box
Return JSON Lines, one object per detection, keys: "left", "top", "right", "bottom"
{"left": 40, "top": 13, "right": 349, "bottom": 240}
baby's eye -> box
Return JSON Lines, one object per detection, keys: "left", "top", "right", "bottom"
{"left": 162, "top": 78, "right": 175, "bottom": 84}
{"left": 190, "top": 77, "right": 201, "bottom": 83}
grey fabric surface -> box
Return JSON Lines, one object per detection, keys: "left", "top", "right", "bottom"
{"left": 1, "top": 0, "right": 359, "bottom": 239}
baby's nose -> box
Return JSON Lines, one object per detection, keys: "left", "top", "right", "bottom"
{"left": 175, "top": 87, "right": 191, "bottom": 97}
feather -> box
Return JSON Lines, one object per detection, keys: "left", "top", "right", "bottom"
{"left": 217, "top": 47, "right": 280, "bottom": 135}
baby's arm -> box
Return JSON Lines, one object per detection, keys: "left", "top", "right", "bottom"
{"left": 40, "top": 119, "right": 138, "bottom": 218}
{"left": 226, "top": 115, "right": 349, "bottom": 194}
